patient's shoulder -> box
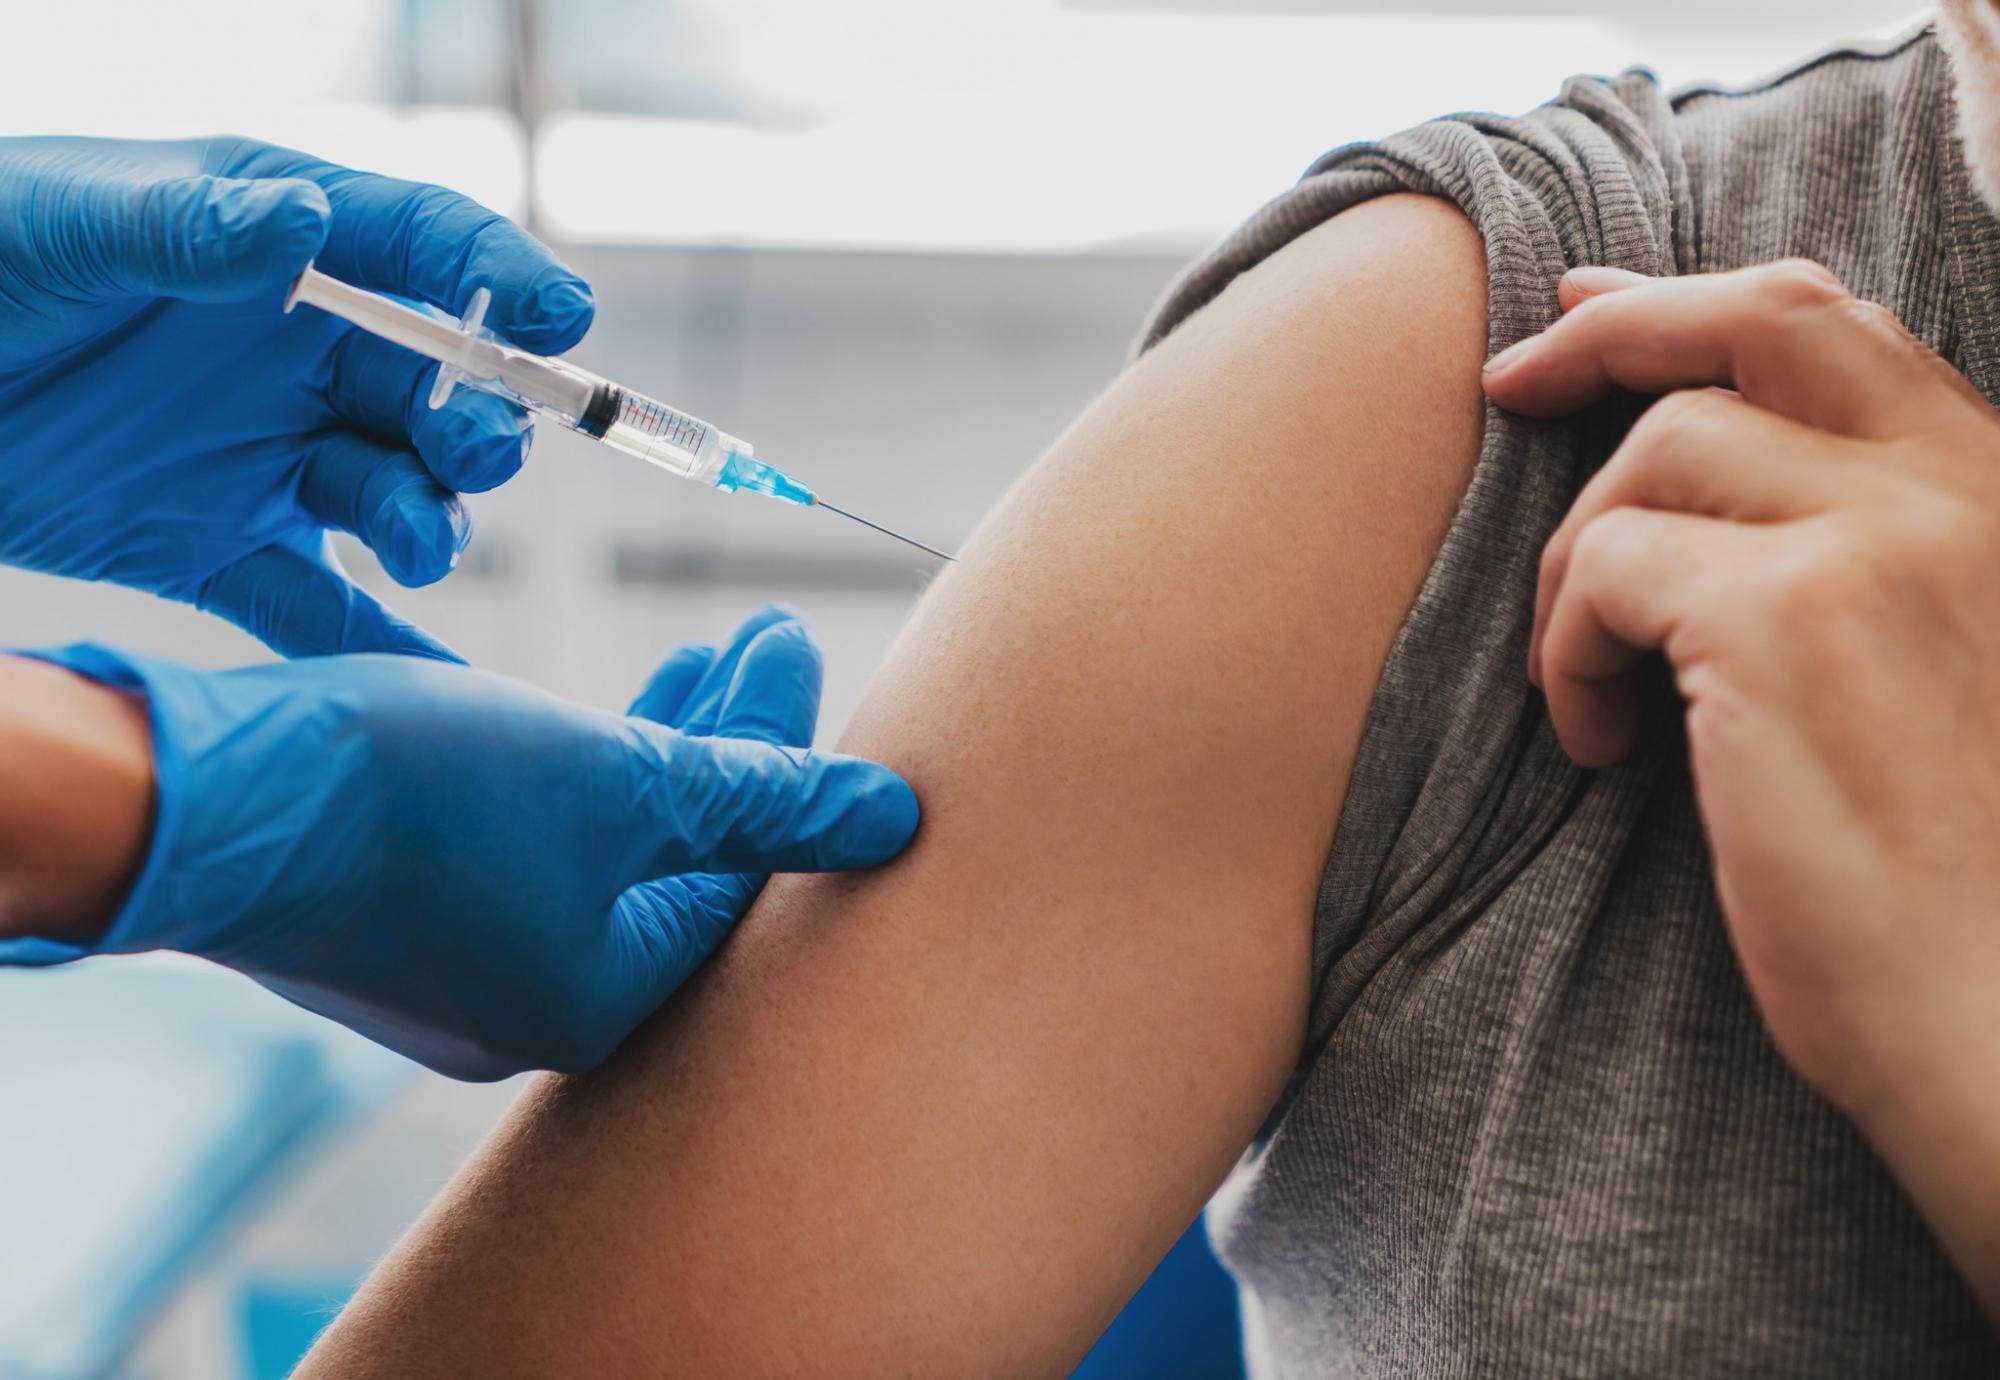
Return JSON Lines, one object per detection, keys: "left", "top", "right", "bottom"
{"left": 1149, "top": 190, "right": 1486, "bottom": 381}
{"left": 1110, "top": 191, "right": 1489, "bottom": 592}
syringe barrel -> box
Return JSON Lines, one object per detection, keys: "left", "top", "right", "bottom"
{"left": 447, "top": 348, "right": 746, "bottom": 487}
{"left": 577, "top": 385, "right": 742, "bottom": 483}
{"left": 488, "top": 351, "right": 601, "bottom": 423}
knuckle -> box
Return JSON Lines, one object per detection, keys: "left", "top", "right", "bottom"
{"left": 1832, "top": 294, "right": 1921, "bottom": 354}
{"left": 401, "top": 185, "right": 492, "bottom": 259}
{"left": 1753, "top": 545, "right": 1838, "bottom": 624}
{"left": 1628, "top": 387, "right": 1721, "bottom": 457}
{"left": 1756, "top": 523, "right": 1890, "bottom": 628}
{"left": 1895, "top": 489, "right": 1998, "bottom": 572}
{"left": 1793, "top": 495, "right": 1984, "bottom": 614}
{"left": 1564, "top": 292, "right": 1615, "bottom": 331}
{"left": 198, "top": 135, "right": 255, "bottom": 173}
{"left": 1842, "top": 295, "right": 1902, "bottom": 333}
{"left": 1567, "top": 507, "right": 1648, "bottom": 586}
{"left": 408, "top": 183, "right": 461, "bottom": 227}
{"left": 1754, "top": 258, "right": 1848, "bottom": 310}
{"left": 1561, "top": 291, "right": 1640, "bottom": 351}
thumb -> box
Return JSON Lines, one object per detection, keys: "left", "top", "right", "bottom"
{"left": 194, "top": 540, "right": 463, "bottom": 662}
{"left": 91, "top": 173, "right": 330, "bottom": 302}
{"left": 626, "top": 729, "right": 920, "bottom": 880}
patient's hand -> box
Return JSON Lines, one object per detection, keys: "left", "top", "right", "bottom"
{"left": 1485, "top": 260, "right": 2000, "bottom": 1323}
{"left": 297, "top": 193, "right": 1490, "bottom": 1377}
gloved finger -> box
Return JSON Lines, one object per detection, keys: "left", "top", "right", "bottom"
{"left": 671, "top": 603, "right": 812, "bottom": 737}
{"left": 324, "top": 328, "right": 531, "bottom": 493}
{"left": 296, "top": 431, "right": 471, "bottom": 588}
{"left": 194, "top": 539, "right": 464, "bottom": 662}
{"left": 628, "top": 644, "right": 719, "bottom": 725}
{"left": 608, "top": 872, "right": 764, "bottom": 1022}
{"left": 44, "top": 163, "right": 332, "bottom": 303}
{"left": 661, "top": 873, "right": 766, "bottom": 949}
{"left": 0, "top": 937, "right": 91, "bottom": 966}
{"left": 623, "top": 729, "right": 919, "bottom": 880}
{"left": 707, "top": 619, "right": 824, "bottom": 749}
{"left": 211, "top": 141, "right": 595, "bottom": 353}
{"left": 550, "top": 875, "right": 763, "bottom": 1071}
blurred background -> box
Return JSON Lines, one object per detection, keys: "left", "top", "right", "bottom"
{"left": 0, "top": 1, "right": 1928, "bottom": 1375}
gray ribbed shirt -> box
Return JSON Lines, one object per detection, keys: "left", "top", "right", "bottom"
{"left": 1138, "top": 25, "right": 2000, "bottom": 1378}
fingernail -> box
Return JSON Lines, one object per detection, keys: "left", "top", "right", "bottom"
{"left": 1483, "top": 337, "right": 1535, "bottom": 373}
{"left": 1563, "top": 265, "right": 1648, "bottom": 297}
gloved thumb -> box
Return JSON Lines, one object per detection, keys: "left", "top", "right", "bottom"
{"left": 627, "top": 729, "right": 920, "bottom": 881}
{"left": 194, "top": 540, "right": 464, "bottom": 663}
{"left": 92, "top": 172, "right": 330, "bottom": 302}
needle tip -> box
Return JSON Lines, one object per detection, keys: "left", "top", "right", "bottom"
{"left": 816, "top": 499, "right": 957, "bottom": 562}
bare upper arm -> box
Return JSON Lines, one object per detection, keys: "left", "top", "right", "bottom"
{"left": 300, "top": 192, "right": 1489, "bottom": 1378}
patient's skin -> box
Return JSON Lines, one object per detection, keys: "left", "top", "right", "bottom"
{"left": 298, "top": 193, "right": 1488, "bottom": 1378}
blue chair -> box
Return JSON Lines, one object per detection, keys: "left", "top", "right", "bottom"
{"left": 1071, "top": 1214, "right": 1246, "bottom": 1379}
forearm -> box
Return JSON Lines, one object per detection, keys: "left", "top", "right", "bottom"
{"left": 0, "top": 653, "right": 154, "bottom": 942}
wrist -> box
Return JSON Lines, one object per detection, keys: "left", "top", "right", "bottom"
{"left": 1841, "top": 1004, "right": 2000, "bottom": 1322}
{"left": 1835, "top": 982, "right": 2000, "bottom": 1181}
{"left": 0, "top": 653, "right": 156, "bottom": 943}
{"left": 1847, "top": 1001, "right": 2000, "bottom": 1127}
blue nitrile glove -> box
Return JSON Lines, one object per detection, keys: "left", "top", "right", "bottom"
{"left": 0, "top": 606, "right": 918, "bottom": 1079}
{"left": 0, "top": 135, "right": 597, "bottom": 660}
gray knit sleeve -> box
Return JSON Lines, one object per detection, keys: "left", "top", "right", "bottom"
{"left": 1136, "top": 74, "right": 1692, "bottom": 1056}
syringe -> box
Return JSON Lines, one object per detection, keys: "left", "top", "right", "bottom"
{"left": 284, "top": 265, "right": 954, "bottom": 562}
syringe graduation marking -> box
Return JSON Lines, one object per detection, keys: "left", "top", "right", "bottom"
{"left": 621, "top": 392, "right": 710, "bottom": 453}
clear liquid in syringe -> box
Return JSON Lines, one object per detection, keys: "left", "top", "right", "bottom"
{"left": 596, "top": 389, "right": 714, "bottom": 478}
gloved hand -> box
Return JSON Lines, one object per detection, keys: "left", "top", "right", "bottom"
{"left": 0, "top": 135, "right": 596, "bottom": 660}
{"left": 0, "top": 606, "right": 919, "bottom": 1079}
